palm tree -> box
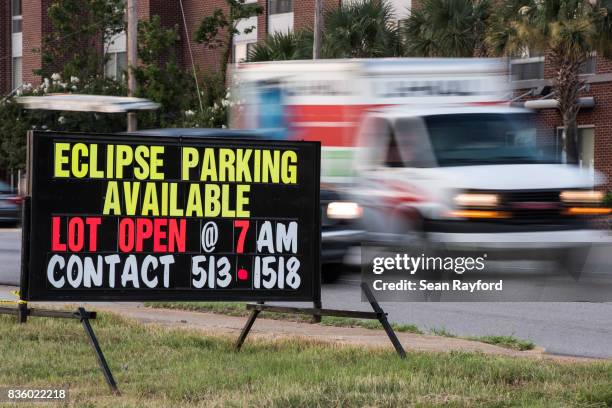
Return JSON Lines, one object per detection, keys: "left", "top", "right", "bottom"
{"left": 248, "top": 0, "right": 400, "bottom": 62}
{"left": 402, "top": 0, "right": 490, "bottom": 57}
{"left": 487, "top": 0, "right": 612, "bottom": 164}
{"left": 322, "top": 0, "right": 400, "bottom": 58}
{"left": 247, "top": 31, "right": 313, "bottom": 62}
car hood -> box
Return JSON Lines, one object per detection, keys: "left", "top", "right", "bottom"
{"left": 425, "top": 164, "right": 599, "bottom": 190}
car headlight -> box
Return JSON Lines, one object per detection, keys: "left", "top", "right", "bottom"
{"left": 560, "top": 190, "right": 603, "bottom": 204}
{"left": 453, "top": 193, "right": 499, "bottom": 208}
{"left": 326, "top": 202, "right": 363, "bottom": 220}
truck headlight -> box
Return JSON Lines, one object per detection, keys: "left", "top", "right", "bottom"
{"left": 326, "top": 202, "right": 363, "bottom": 220}
{"left": 560, "top": 190, "right": 603, "bottom": 204}
{"left": 453, "top": 193, "right": 499, "bottom": 208}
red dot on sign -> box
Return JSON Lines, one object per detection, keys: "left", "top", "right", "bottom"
{"left": 238, "top": 269, "right": 249, "bottom": 281}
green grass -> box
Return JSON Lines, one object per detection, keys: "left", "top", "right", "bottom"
{"left": 145, "top": 302, "right": 423, "bottom": 334}
{"left": 428, "top": 328, "right": 536, "bottom": 351}
{"left": 0, "top": 313, "right": 611, "bottom": 407}
{"left": 147, "top": 303, "right": 538, "bottom": 351}
{"left": 429, "top": 327, "right": 457, "bottom": 338}
{"left": 467, "top": 335, "right": 536, "bottom": 351}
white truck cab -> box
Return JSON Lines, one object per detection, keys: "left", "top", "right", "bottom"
{"left": 353, "top": 104, "right": 609, "bottom": 248}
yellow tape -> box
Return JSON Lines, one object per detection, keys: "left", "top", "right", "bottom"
{"left": 0, "top": 290, "right": 27, "bottom": 305}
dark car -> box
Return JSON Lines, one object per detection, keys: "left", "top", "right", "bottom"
{"left": 125, "top": 128, "right": 362, "bottom": 282}
{"left": 0, "top": 181, "right": 21, "bottom": 226}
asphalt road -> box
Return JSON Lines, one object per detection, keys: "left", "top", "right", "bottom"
{"left": 1, "top": 228, "right": 610, "bottom": 358}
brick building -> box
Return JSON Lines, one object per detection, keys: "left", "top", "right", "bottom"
{"left": 1, "top": 0, "right": 611, "bottom": 190}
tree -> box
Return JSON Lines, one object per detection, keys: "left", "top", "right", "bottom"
{"left": 248, "top": 31, "right": 313, "bottom": 62}
{"left": 402, "top": 0, "right": 490, "bottom": 57}
{"left": 195, "top": 0, "right": 263, "bottom": 81}
{"left": 486, "top": 0, "right": 612, "bottom": 164}
{"left": 134, "top": 16, "right": 196, "bottom": 127}
{"left": 41, "top": 0, "right": 125, "bottom": 80}
{"left": 247, "top": 0, "right": 399, "bottom": 62}
{"left": 322, "top": 0, "right": 400, "bottom": 58}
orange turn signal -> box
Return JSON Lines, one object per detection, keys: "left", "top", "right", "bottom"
{"left": 448, "top": 210, "right": 510, "bottom": 219}
{"left": 564, "top": 207, "right": 612, "bottom": 215}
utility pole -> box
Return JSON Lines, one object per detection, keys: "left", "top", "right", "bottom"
{"left": 126, "top": 0, "right": 138, "bottom": 132}
{"left": 313, "top": 0, "right": 323, "bottom": 59}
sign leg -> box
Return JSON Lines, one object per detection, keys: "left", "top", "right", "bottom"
{"left": 78, "top": 308, "right": 120, "bottom": 394}
{"left": 235, "top": 308, "right": 261, "bottom": 351}
{"left": 360, "top": 282, "right": 407, "bottom": 359}
{"left": 312, "top": 299, "right": 322, "bottom": 323}
{"left": 18, "top": 303, "right": 28, "bottom": 324}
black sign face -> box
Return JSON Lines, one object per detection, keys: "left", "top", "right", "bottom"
{"left": 23, "top": 132, "right": 321, "bottom": 301}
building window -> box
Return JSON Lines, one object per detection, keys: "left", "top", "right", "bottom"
{"left": 510, "top": 57, "right": 545, "bottom": 81}
{"left": 555, "top": 127, "right": 595, "bottom": 176}
{"left": 12, "top": 57, "right": 22, "bottom": 90}
{"left": 234, "top": 42, "right": 257, "bottom": 63}
{"left": 105, "top": 52, "right": 127, "bottom": 80}
{"left": 12, "top": 0, "right": 22, "bottom": 33}
{"left": 580, "top": 55, "right": 596, "bottom": 75}
{"left": 269, "top": 0, "right": 292, "bottom": 14}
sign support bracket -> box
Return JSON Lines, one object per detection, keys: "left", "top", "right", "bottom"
{"left": 234, "top": 283, "right": 407, "bottom": 358}
{"left": 2, "top": 196, "right": 119, "bottom": 394}
{"left": 0, "top": 306, "right": 120, "bottom": 395}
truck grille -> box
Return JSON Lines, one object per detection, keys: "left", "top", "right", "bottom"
{"left": 500, "top": 190, "right": 564, "bottom": 224}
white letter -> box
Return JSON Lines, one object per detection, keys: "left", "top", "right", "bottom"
{"left": 121, "top": 255, "right": 140, "bottom": 288}
{"left": 47, "top": 255, "right": 66, "bottom": 288}
{"left": 104, "top": 254, "right": 120, "bottom": 288}
{"left": 83, "top": 256, "right": 103, "bottom": 288}
{"left": 257, "top": 221, "right": 275, "bottom": 253}
{"left": 276, "top": 222, "right": 297, "bottom": 254}
{"left": 159, "top": 255, "right": 175, "bottom": 288}
{"left": 141, "top": 255, "right": 159, "bottom": 288}
{"left": 66, "top": 255, "right": 83, "bottom": 288}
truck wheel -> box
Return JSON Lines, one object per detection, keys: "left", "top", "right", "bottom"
{"left": 322, "top": 263, "right": 343, "bottom": 283}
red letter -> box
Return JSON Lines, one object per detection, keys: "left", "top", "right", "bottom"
{"left": 67, "top": 217, "right": 84, "bottom": 252}
{"left": 168, "top": 219, "right": 186, "bottom": 253}
{"left": 51, "top": 217, "right": 66, "bottom": 251}
{"left": 153, "top": 218, "right": 167, "bottom": 252}
{"left": 86, "top": 217, "right": 102, "bottom": 251}
{"left": 234, "top": 220, "right": 250, "bottom": 254}
{"left": 118, "top": 218, "right": 135, "bottom": 252}
{"left": 136, "top": 218, "right": 153, "bottom": 252}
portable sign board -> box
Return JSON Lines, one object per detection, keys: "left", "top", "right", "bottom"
{"left": 21, "top": 132, "right": 321, "bottom": 302}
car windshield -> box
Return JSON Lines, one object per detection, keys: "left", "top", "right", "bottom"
{"left": 424, "top": 113, "right": 555, "bottom": 167}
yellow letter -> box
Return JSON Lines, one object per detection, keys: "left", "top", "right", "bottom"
{"left": 182, "top": 147, "right": 199, "bottom": 181}
{"left": 262, "top": 150, "right": 280, "bottom": 183}
{"left": 134, "top": 146, "right": 150, "bottom": 180}
{"left": 150, "top": 146, "right": 165, "bottom": 180}
{"left": 142, "top": 182, "right": 159, "bottom": 216}
{"left": 235, "top": 149, "right": 252, "bottom": 182}
{"left": 115, "top": 145, "right": 133, "bottom": 179}
{"left": 236, "top": 184, "right": 251, "bottom": 217}
{"left": 123, "top": 182, "right": 140, "bottom": 215}
{"left": 185, "top": 184, "right": 203, "bottom": 217}
{"left": 200, "top": 149, "right": 218, "bottom": 181}
{"left": 102, "top": 181, "right": 121, "bottom": 215}
{"left": 204, "top": 184, "right": 220, "bottom": 216}
{"left": 281, "top": 150, "right": 297, "bottom": 184}
{"left": 54, "top": 143, "right": 70, "bottom": 177}
{"left": 169, "top": 183, "right": 184, "bottom": 216}
{"left": 218, "top": 148, "right": 236, "bottom": 182}
{"left": 71, "top": 143, "right": 88, "bottom": 178}
{"left": 89, "top": 144, "right": 104, "bottom": 178}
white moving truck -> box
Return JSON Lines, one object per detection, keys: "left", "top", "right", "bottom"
{"left": 231, "top": 58, "right": 609, "bottom": 261}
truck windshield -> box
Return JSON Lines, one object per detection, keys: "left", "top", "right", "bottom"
{"left": 424, "top": 113, "right": 553, "bottom": 167}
